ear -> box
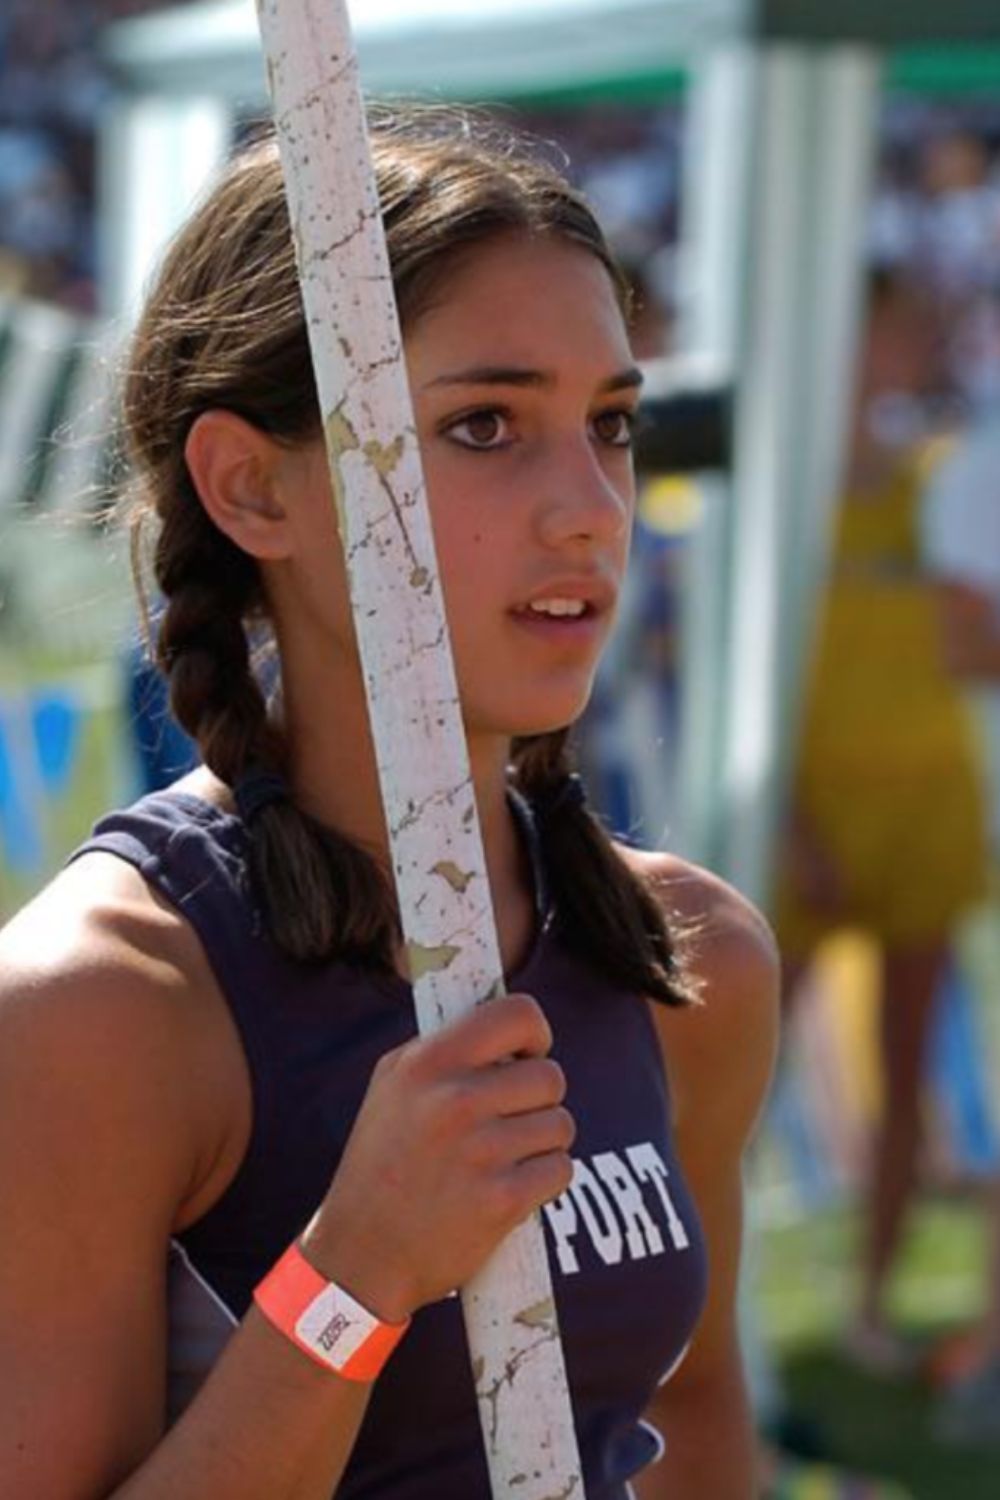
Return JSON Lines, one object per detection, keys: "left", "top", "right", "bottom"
{"left": 184, "top": 410, "right": 294, "bottom": 561}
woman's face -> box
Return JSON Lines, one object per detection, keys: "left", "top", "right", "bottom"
{"left": 274, "top": 232, "right": 639, "bottom": 743}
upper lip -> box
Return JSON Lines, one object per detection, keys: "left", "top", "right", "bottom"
{"left": 513, "top": 575, "right": 618, "bottom": 616}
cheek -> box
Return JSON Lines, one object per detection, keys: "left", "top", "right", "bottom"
{"left": 431, "top": 492, "right": 495, "bottom": 602}
{"left": 436, "top": 527, "right": 495, "bottom": 632}
{"left": 293, "top": 535, "right": 357, "bottom": 647}
{"left": 295, "top": 478, "right": 361, "bottom": 635}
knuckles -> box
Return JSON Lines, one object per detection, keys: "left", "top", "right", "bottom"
{"left": 536, "top": 1057, "right": 567, "bottom": 1105}
{"left": 531, "top": 1149, "right": 575, "bottom": 1205}
{"left": 371, "top": 1037, "right": 419, "bottom": 1082}
{"left": 488, "top": 1150, "right": 575, "bottom": 1228}
{"left": 502, "top": 992, "right": 553, "bottom": 1056}
{"left": 553, "top": 1105, "right": 577, "bottom": 1152}
{"left": 549, "top": 1151, "right": 575, "bottom": 1199}
{"left": 482, "top": 1171, "right": 527, "bottom": 1229}
{"left": 434, "top": 1076, "right": 484, "bottom": 1136}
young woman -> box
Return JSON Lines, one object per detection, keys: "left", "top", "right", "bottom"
{"left": 775, "top": 268, "right": 988, "bottom": 1371}
{"left": 0, "top": 110, "right": 778, "bottom": 1499}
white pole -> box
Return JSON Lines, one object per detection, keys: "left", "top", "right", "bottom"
{"left": 97, "top": 93, "right": 231, "bottom": 320}
{"left": 0, "top": 300, "right": 78, "bottom": 510}
{"left": 672, "top": 43, "right": 757, "bottom": 871}
{"left": 720, "top": 45, "right": 880, "bottom": 905}
{"left": 719, "top": 46, "right": 814, "bottom": 905}
{"left": 42, "top": 325, "right": 118, "bottom": 515}
{"left": 253, "top": 1, "right": 584, "bottom": 1495}
{"left": 776, "top": 48, "right": 881, "bottom": 755}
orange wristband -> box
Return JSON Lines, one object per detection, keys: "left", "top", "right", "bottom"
{"left": 253, "top": 1242, "right": 410, "bottom": 1382}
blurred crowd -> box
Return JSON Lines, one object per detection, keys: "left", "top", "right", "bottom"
{"left": 0, "top": 0, "right": 196, "bottom": 310}
{"left": 4, "top": 0, "right": 1000, "bottom": 357}
{"left": 871, "top": 112, "right": 1000, "bottom": 415}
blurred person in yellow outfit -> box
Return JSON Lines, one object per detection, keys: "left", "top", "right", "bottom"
{"left": 775, "top": 265, "right": 990, "bottom": 1372}
{"left": 920, "top": 391, "right": 1000, "bottom": 1441}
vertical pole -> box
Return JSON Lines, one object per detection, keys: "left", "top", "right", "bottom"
{"left": 254, "top": 1, "right": 584, "bottom": 1494}
{"left": 776, "top": 48, "right": 881, "bottom": 763}
{"left": 719, "top": 46, "right": 816, "bottom": 903}
{"left": 719, "top": 45, "right": 880, "bottom": 906}
{"left": 97, "top": 93, "right": 231, "bottom": 319}
{"left": 0, "top": 301, "right": 78, "bottom": 510}
{"left": 673, "top": 44, "right": 756, "bottom": 870}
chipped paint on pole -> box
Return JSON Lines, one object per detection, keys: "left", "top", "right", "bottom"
{"left": 254, "top": 0, "right": 584, "bottom": 1493}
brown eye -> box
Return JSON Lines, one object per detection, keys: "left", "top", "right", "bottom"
{"left": 446, "top": 410, "right": 511, "bottom": 449}
{"left": 591, "top": 409, "right": 636, "bottom": 448}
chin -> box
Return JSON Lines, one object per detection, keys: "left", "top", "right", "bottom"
{"left": 473, "top": 688, "right": 593, "bottom": 742}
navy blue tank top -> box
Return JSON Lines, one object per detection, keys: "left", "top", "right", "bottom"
{"left": 73, "top": 788, "right": 707, "bottom": 1498}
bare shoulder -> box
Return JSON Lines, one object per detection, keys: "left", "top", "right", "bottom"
{"left": 618, "top": 845, "right": 781, "bottom": 1144}
{"left": 1, "top": 848, "right": 214, "bottom": 1051}
{"left": 0, "top": 850, "right": 248, "bottom": 1228}
{"left": 0, "top": 853, "right": 250, "bottom": 1490}
{"left": 618, "top": 843, "right": 779, "bottom": 993}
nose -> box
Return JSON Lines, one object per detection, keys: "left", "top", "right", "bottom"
{"left": 534, "top": 433, "right": 632, "bottom": 550}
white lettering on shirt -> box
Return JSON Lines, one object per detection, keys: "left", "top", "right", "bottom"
{"left": 545, "top": 1188, "right": 581, "bottom": 1275}
{"left": 594, "top": 1150, "right": 665, "bottom": 1259}
{"left": 542, "top": 1140, "right": 692, "bottom": 1276}
{"left": 626, "top": 1142, "right": 691, "bottom": 1251}
{"left": 569, "top": 1160, "right": 624, "bottom": 1266}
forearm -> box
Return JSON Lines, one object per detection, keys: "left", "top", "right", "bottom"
{"left": 632, "top": 1369, "right": 756, "bottom": 1500}
{"left": 948, "top": 635, "right": 1000, "bottom": 679}
{"left": 113, "top": 1309, "right": 373, "bottom": 1500}
{"left": 934, "top": 581, "right": 1000, "bottom": 681}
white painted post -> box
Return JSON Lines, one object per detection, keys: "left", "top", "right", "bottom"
{"left": 719, "top": 45, "right": 880, "bottom": 906}
{"left": 0, "top": 300, "right": 78, "bottom": 510}
{"left": 254, "top": 1, "right": 584, "bottom": 1495}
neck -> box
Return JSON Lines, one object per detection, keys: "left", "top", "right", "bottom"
{"left": 278, "top": 645, "right": 528, "bottom": 932}
{"left": 848, "top": 420, "right": 899, "bottom": 493}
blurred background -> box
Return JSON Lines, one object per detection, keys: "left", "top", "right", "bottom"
{"left": 2, "top": 2, "right": 1000, "bottom": 1494}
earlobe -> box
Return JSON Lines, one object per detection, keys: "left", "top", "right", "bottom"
{"left": 185, "top": 409, "right": 293, "bottom": 561}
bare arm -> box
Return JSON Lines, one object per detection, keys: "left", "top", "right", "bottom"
{"left": 933, "top": 578, "right": 1000, "bottom": 680}
{"left": 0, "top": 856, "right": 573, "bottom": 1500}
{"left": 0, "top": 859, "right": 374, "bottom": 1500}
{"left": 629, "top": 859, "right": 780, "bottom": 1499}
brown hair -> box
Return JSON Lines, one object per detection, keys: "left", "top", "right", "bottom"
{"left": 121, "top": 105, "right": 695, "bottom": 1006}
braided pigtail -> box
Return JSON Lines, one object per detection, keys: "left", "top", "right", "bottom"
{"left": 511, "top": 729, "right": 697, "bottom": 1007}
{"left": 152, "top": 497, "right": 398, "bottom": 967}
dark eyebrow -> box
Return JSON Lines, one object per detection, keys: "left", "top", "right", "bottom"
{"left": 424, "top": 364, "right": 644, "bottom": 394}
{"left": 601, "top": 366, "right": 645, "bottom": 394}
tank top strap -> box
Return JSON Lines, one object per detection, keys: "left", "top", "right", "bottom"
{"left": 74, "top": 785, "right": 555, "bottom": 991}
{"left": 68, "top": 789, "right": 285, "bottom": 1096}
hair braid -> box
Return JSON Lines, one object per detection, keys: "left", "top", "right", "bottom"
{"left": 154, "top": 504, "right": 277, "bottom": 782}
{"left": 511, "top": 730, "right": 697, "bottom": 1007}
{"left": 152, "top": 496, "right": 398, "bottom": 967}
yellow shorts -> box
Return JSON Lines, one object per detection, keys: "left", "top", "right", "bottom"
{"left": 774, "top": 757, "right": 989, "bottom": 957}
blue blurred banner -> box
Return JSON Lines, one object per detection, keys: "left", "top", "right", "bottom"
{"left": 0, "top": 687, "right": 85, "bottom": 875}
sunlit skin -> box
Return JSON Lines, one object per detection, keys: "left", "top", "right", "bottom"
{"left": 187, "top": 233, "right": 641, "bottom": 959}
